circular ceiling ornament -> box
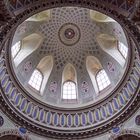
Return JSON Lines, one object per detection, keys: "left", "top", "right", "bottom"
{"left": 58, "top": 23, "right": 81, "bottom": 46}
{"left": 18, "top": 127, "right": 27, "bottom": 136}
{"left": 111, "top": 126, "right": 121, "bottom": 135}
{"left": 64, "top": 28, "right": 75, "bottom": 39}
{"left": 0, "top": 1, "right": 139, "bottom": 139}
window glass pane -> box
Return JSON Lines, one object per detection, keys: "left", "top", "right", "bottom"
{"left": 28, "top": 69, "right": 43, "bottom": 91}
{"left": 118, "top": 42, "right": 128, "bottom": 59}
{"left": 11, "top": 41, "right": 21, "bottom": 58}
{"left": 96, "top": 69, "right": 110, "bottom": 91}
{"left": 63, "top": 81, "right": 77, "bottom": 100}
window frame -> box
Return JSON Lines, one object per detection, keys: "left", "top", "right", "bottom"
{"left": 11, "top": 41, "right": 21, "bottom": 59}
{"left": 96, "top": 69, "right": 111, "bottom": 92}
{"left": 62, "top": 80, "right": 77, "bottom": 101}
{"left": 28, "top": 69, "right": 43, "bottom": 92}
{"left": 117, "top": 41, "right": 128, "bottom": 59}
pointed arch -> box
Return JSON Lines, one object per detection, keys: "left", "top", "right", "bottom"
{"left": 96, "top": 34, "right": 126, "bottom": 67}
{"left": 36, "top": 56, "right": 53, "bottom": 95}
{"left": 26, "top": 10, "right": 51, "bottom": 21}
{"left": 86, "top": 56, "right": 102, "bottom": 94}
{"left": 13, "top": 33, "right": 43, "bottom": 67}
{"left": 62, "top": 63, "right": 76, "bottom": 82}
{"left": 62, "top": 63, "right": 77, "bottom": 100}
{"left": 90, "top": 10, "right": 115, "bottom": 22}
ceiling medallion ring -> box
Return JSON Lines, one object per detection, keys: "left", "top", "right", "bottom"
{"left": 58, "top": 23, "right": 81, "bottom": 46}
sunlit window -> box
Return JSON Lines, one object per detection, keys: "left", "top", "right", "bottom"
{"left": 118, "top": 42, "right": 128, "bottom": 59}
{"left": 62, "top": 81, "right": 77, "bottom": 100}
{"left": 11, "top": 41, "right": 21, "bottom": 58}
{"left": 28, "top": 69, "right": 43, "bottom": 91}
{"left": 96, "top": 69, "right": 110, "bottom": 91}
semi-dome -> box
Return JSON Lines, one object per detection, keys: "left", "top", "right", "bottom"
{"left": 11, "top": 7, "right": 129, "bottom": 108}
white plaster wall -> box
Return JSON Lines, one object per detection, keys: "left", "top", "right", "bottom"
{"left": 123, "top": 109, "right": 140, "bottom": 132}
{"left": 0, "top": 111, "right": 16, "bottom": 130}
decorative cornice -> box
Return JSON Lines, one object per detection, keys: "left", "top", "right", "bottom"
{"left": 6, "top": 0, "right": 137, "bottom": 17}
{"left": 0, "top": 1, "right": 13, "bottom": 25}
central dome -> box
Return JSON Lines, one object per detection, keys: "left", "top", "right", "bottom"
{"left": 59, "top": 23, "right": 81, "bottom": 46}
{"left": 11, "top": 7, "right": 129, "bottom": 108}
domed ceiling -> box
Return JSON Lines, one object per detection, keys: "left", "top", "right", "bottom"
{"left": 11, "top": 7, "right": 129, "bottom": 108}
{"left": 0, "top": 1, "right": 139, "bottom": 139}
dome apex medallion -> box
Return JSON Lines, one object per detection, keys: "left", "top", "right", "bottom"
{"left": 59, "top": 23, "right": 81, "bottom": 46}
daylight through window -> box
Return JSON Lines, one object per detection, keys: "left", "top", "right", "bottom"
{"left": 96, "top": 69, "right": 110, "bottom": 91}
{"left": 63, "top": 81, "right": 77, "bottom": 100}
{"left": 28, "top": 69, "right": 43, "bottom": 91}
{"left": 11, "top": 41, "right": 21, "bottom": 58}
{"left": 118, "top": 42, "right": 128, "bottom": 59}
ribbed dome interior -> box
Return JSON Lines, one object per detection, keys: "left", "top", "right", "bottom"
{"left": 11, "top": 7, "right": 129, "bottom": 108}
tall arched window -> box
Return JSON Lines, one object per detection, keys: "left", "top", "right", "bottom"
{"left": 96, "top": 69, "right": 110, "bottom": 91}
{"left": 62, "top": 81, "right": 77, "bottom": 100}
{"left": 118, "top": 42, "right": 128, "bottom": 59}
{"left": 28, "top": 69, "right": 43, "bottom": 91}
{"left": 11, "top": 41, "right": 21, "bottom": 58}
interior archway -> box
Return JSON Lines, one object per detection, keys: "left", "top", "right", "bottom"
{"left": 86, "top": 56, "right": 102, "bottom": 94}
{"left": 36, "top": 55, "right": 53, "bottom": 95}
{"left": 12, "top": 33, "right": 43, "bottom": 67}
{"left": 90, "top": 10, "right": 115, "bottom": 22}
{"left": 62, "top": 63, "right": 77, "bottom": 101}
{"left": 96, "top": 34, "right": 127, "bottom": 67}
{"left": 26, "top": 10, "right": 50, "bottom": 21}
{"left": 62, "top": 63, "right": 77, "bottom": 83}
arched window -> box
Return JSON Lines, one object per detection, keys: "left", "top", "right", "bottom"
{"left": 62, "top": 81, "right": 77, "bottom": 100}
{"left": 96, "top": 69, "right": 110, "bottom": 91}
{"left": 11, "top": 41, "right": 21, "bottom": 58}
{"left": 28, "top": 69, "right": 43, "bottom": 91}
{"left": 118, "top": 42, "right": 128, "bottom": 59}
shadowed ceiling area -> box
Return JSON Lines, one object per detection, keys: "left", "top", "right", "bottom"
{"left": 0, "top": 135, "right": 24, "bottom": 140}
{"left": 115, "top": 135, "right": 140, "bottom": 140}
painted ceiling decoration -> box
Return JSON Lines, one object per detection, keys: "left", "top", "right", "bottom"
{"left": 0, "top": 0, "right": 139, "bottom": 140}
{"left": 10, "top": 7, "right": 129, "bottom": 108}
